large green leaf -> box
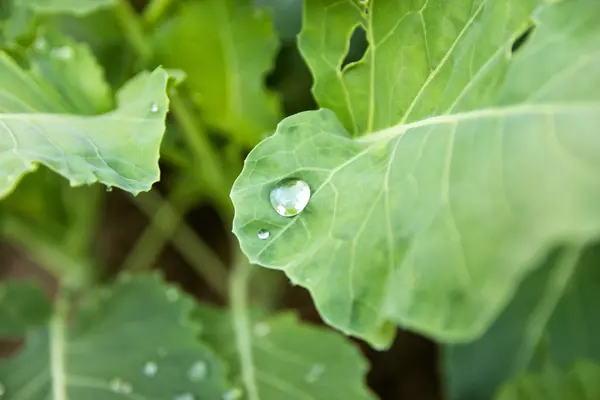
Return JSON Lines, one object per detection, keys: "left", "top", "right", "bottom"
{"left": 0, "top": 280, "right": 52, "bottom": 338}
{"left": 495, "top": 360, "right": 600, "bottom": 400}
{"left": 444, "top": 244, "right": 600, "bottom": 400}
{"left": 231, "top": 0, "right": 600, "bottom": 347}
{"left": 0, "top": 49, "right": 170, "bottom": 198}
{"left": 196, "top": 306, "right": 376, "bottom": 400}
{"left": 153, "top": 0, "right": 280, "bottom": 145}
{"left": 0, "top": 275, "right": 228, "bottom": 399}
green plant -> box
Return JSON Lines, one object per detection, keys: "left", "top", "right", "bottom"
{"left": 1, "top": 0, "right": 599, "bottom": 399}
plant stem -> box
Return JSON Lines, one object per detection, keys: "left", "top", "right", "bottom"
{"left": 143, "top": 0, "right": 176, "bottom": 26}
{"left": 49, "top": 291, "right": 69, "bottom": 400}
{"left": 114, "top": 0, "right": 152, "bottom": 62}
{"left": 132, "top": 190, "right": 230, "bottom": 299}
{"left": 230, "top": 252, "right": 260, "bottom": 400}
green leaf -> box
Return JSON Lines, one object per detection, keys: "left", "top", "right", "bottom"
{"left": 444, "top": 243, "right": 600, "bottom": 400}
{"left": 0, "top": 275, "right": 228, "bottom": 399}
{"left": 196, "top": 306, "right": 376, "bottom": 400}
{"left": 0, "top": 50, "right": 170, "bottom": 198}
{"left": 16, "top": 0, "right": 115, "bottom": 15}
{"left": 495, "top": 360, "right": 600, "bottom": 400}
{"left": 153, "top": 0, "right": 280, "bottom": 145}
{"left": 231, "top": 0, "right": 600, "bottom": 348}
{"left": 0, "top": 280, "right": 52, "bottom": 338}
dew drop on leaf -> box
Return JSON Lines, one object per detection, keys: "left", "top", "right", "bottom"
{"left": 143, "top": 361, "right": 158, "bottom": 376}
{"left": 165, "top": 287, "right": 180, "bottom": 302}
{"left": 109, "top": 378, "right": 133, "bottom": 394}
{"left": 253, "top": 322, "right": 270, "bottom": 337}
{"left": 150, "top": 103, "right": 159, "bottom": 113}
{"left": 187, "top": 360, "right": 207, "bottom": 382}
{"left": 223, "top": 388, "right": 243, "bottom": 400}
{"left": 34, "top": 37, "right": 47, "bottom": 51}
{"left": 257, "top": 229, "right": 269, "bottom": 240}
{"left": 106, "top": 186, "right": 113, "bottom": 193}
{"left": 269, "top": 178, "right": 311, "bottom": 217}
{"left": 51, "top": 46, "right": 74, "bottom": 60}
{"left": 174, "top": 393, "right": 195, "bottom": 400}
{"left": 304, "top": 364, "right": 325, "bottom": 383}
{"left": 0, "top": 382, "right": 5, "bottom": 396}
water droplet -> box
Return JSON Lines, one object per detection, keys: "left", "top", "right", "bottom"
{"left": 223, "top": 388, "right": 243, "bottom": 400}
{"left": 51, "top": 46, "right": 73, "bottom": 60}
{"left": 270, "top": 178, "right": 311, "bottom": 217}
{"left": 253, "top": 322, "right": 270, "bottom": 337}
{"left": 257, "top": 229, "right": 269, "bottom": 240}
{"left": 166, "top": 287, "right": 180, "bottom": 302}
{"left": 188, "top": 361, "right": 207, "bottom": 382}
{"left": 106, "top": 186, "right": 113, "bottom": 192}
{"left": 34, "top": 37, "right": 47, "bottom": 51}
{"left": 109, "top": 378, "right": 133, "bottom": 394}
{"left": 0, "top": 382, "right": 5, "bottom": 396}
{"left": 304, "top": 364, "right": 325, "bottom": 383}
{"left": 143, "top": 361, "right": 158, "bottom": 376}
{"left": 150, "top": 103, "right": 159, "bottom": 113}
{"left": 174, "top": 393, "right": 195, "bottom": 400}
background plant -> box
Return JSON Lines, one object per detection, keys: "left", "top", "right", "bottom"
{"left": 0, "top": 0, "right": 599, "bottom": 399}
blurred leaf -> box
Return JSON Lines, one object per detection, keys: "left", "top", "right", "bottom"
{"left": 495, "top": 360, "right": 600, "bottom": 400}
{"left": 196, "top": 306, "right": 376, "bottom": 400}
{"left": 0, "top": 275, "right": 229, "bottom": 399}
{"left": 444, "top": 244, "right": 600, "bottom": 400}
{"left": 154, "top": 0, "right": 280, "bottom": 145}
{"left": 15, "top": 0, "right": 115, "bottom": 15}
{"left": 0, "top": 280, "right": 52, "bottom": 338}
{"left": 28, "top": 32, "right": 113, "bottom": 114}
{"left": 0, "top": 2, "right": 36, "bottom": 48}
{"left": 231, "top": 0, "right": 600, "bottom": 348}
{"left": 0, "top": 48, "right": 171, "bottom": 197}
{"left": 255, "top": 0, "right": 302, "bottom": 42}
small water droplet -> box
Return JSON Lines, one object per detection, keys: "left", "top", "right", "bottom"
{"left": 106, "top": 186, "right": 113, "bottom": 192}
{"left": 150, "top": 103, "right": 159, "bottom": 113}
{"left": 143, "top": 361, "right": 158, "bottom": 376}
{"left": 109, "top": 378, "right": 133, "bottom": 394}
{"left": 34, "top": 37, "right": 47, "bottom": 51}
{"left": 253, "top": 322, "right": 270, "bottom": 337}
{"left": 188, "top": 361, "right": 207, "bottom": 382}
{"left": 270, "top": 178, "right": 311, "bottom": 217}
{"left": 257, "top": 229, "right": 269, "bottom": 240}
{"left": 174, "top": 393, "right": 195, "bottom": 400}
{"left": 0, "top": 382, "right": 5, "bottom": 396}
{"left": 51, "top": 46, "right": 73, "bottom": 60}
{"left": 223, "top": 388, "right": 243, "bottom": 400}
{"left": 166, "top": 287, "right": 180, "bottom": 302}
{"left": 304, "top": 364, "right": 325, "bottom": 383}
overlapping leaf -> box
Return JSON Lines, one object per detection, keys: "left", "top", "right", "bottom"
{"left": 0, "top": 47, "right": 170, "bottom": 198}
{"left": 0, "top": 275, "right": 228, "bottom": 399}
{"left": 444, "top": 243, "right": 600, "bottom": 399}
{"left": 196, "top": 306, "right": 375, "bottom": 400}
{"left": 16, "top": 0, "right": 115, "bottom": 15}
{"left": 231, "top": 0, "right": 600, "bottom": 347}
{"left": 0, "top": 281, "right": 52, "bottom": 338}
{"left": 153, "top": 0, "right": 280, "bottom": 145}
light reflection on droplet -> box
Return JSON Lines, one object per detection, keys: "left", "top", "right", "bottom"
{"left": 257, "top": 229, "right": 269, "bottom": 240}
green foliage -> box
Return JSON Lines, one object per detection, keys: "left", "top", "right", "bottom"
{"left": 0, "top": 49, "right": 170, "bottom": 198}
{"left": 1, "top": 0, "right": 599, "bottom": 398}
{"left": 153, "top": 0, "right": 280, "bottom": 145}
{"left": 495, "top": 360, "right": 600, "bottom": 400}
{"left": 0, "top": 280, "right": 52, "bottom": 337}
{"left": 197, "top": 306, "right": 376, "bottom": 400}
{"left": 0, "top": 275, "right": 229, "bottom": 399}
{"left": 232, "top": 0, "right": 600, "bottom": 349}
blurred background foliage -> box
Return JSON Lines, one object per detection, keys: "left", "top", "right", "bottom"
{"left": 0, "top": 0, "right": 438, "bottom": 398}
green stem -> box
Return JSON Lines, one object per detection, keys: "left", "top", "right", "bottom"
{"left": 230, "top": 253, "right": 260, "bottom": 400}
{"left": 143, "top": 0, "right": 177, "bottom": 26}
{"left": 114, "top": 0, "right": 152, "bottom": 62}
{"left": 2, "top": 216, "right": 93, "bottom": 289}
{"left": 49, "top": 292, "right": 69, "bottom": 400}
{"left": 132, "top": 190, "right": 230, "bottom": 299}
